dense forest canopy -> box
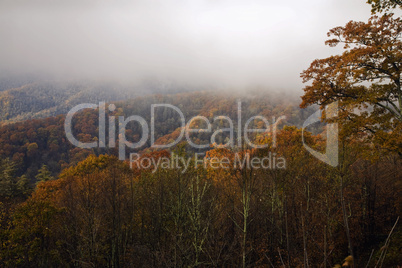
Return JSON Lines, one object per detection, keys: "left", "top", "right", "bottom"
{"left": 0, "top": 89, "right": 400, "bottom": 267}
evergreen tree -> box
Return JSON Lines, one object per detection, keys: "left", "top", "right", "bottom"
{"left": 16, "top": 175, "right": 31, "bottom": 196}
{"left": 0, "top": 158, "right": 17, "bottom": 197}
{"left": 35, "top": 165, "right": 54, "bottom": 185}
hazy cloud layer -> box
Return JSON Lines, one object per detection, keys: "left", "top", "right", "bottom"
{"left": 0, "top": 0, "right": 373, "bottom": 91}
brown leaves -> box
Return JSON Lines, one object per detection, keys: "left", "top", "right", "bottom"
{"left": 367, "top": 0, "right": 402, "bottom": 14}
{"left": 301, "top": 14, "right": 402, "bottom": 155}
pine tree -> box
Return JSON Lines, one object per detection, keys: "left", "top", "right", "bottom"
{"left": 35, "top": 165, "right": 54, "bottom": 185}
{"left": 0, "top": 158, "right": 18, "bottom": 197}
{"left": 17, "top": 175, "right": 31, "bottom": 196}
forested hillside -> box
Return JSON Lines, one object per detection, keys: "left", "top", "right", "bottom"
{"left": 0, "top": 78, "right": 189, "bottom": 125}
{"left": 0, "top": 91, "right": 315, "bottom": 181}
{"left": 0, "top": 81, "right": 127, "bottom": 123}
{"left": 0, "top": 131, "right": 400, "bottom": 267}
{"left": 0, "top": 90, "right": 400, "bottom": 267}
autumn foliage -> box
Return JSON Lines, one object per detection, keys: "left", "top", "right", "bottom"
{"left": 301, "top": 14, "right": 402, "bottom": 155}
{"left": 0, "top": 125, "right": 401, "bottom": 267}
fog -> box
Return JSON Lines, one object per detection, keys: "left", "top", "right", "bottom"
{"left": 0, "top": 0, "right": 372, "bottom": 91}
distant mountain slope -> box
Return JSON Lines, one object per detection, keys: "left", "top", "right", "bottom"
{"left": 0, "top": 77, "right": 191, "bottom": 124}
{"left": 0, "top": 90, "right": 318, "bottom": 181}
{"left": 0, "top": 80, "right": 137, "bottom": 124}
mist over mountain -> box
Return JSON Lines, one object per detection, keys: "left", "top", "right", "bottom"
{"left": 0, "top": 0, "right": 372, "bottom": 91}
{"left": 0, "top": 75, "right": 202, "bottom": 124}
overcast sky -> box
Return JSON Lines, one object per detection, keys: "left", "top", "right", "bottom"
{"left": 0, "top": 0, "right": 374, "bottom": 91}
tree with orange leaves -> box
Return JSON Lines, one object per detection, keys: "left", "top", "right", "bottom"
{"left": 301, "top": 14, "right": 402, "bottom": 155}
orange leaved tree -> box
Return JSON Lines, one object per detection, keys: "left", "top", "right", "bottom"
{"left": 301, "top": 14, "right": 402, "bottom": 155}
